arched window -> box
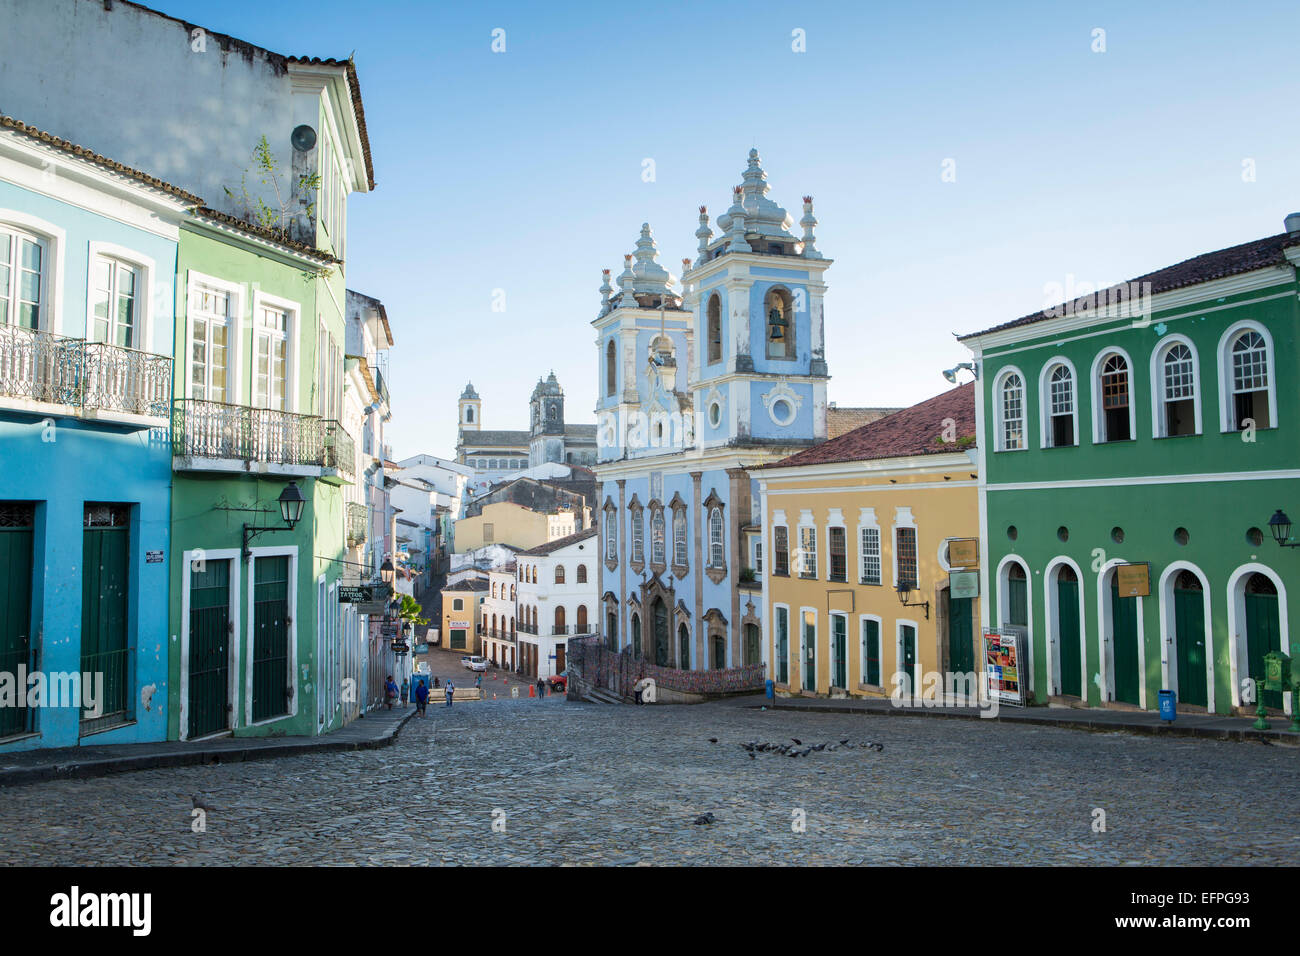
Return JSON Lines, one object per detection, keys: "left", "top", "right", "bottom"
{"left": 554, "top": 605, "right": 566, "bottom": 634}
{"left": 554, "top": 564, "right": 565, "bottom": 585}
{"left": 709, "top": 507, "right": 724, "bottom": 567}
{"left": 707, "top": 294, "right": 722, "bottom": 365}
{"left": 491, "top": 582, "right": 497, "bottom": 599}
{"left": 631, "top": 613, "right": 642, "bottom": 658}
{"left": 1154, "top": 338, "right": 1198, "bottom": 437}
{"left": 605, "top": 339, "right": 617, "bottom": 397}
{"left": 605, "top": 521, "right": 616, "bottom": 561}
{"left": 1225, "top": 327, "right": 1273, "bottom": 430}
{"left": 631, "top": 508, "right": 644, "bottom": 564}
{"left": 576, "top": 564, "right": 587, "bottom": 584}
{"left": 1096, "top": 352, "right": 1132, "bottom": 442}
{"left": 672, "top": 510, "right": 687, "bottom": 566}
{"left": 465, "top": 406, "right": 474, "bottom": 423}
{"left": 531, "top": 566, "right": 537, "bottom": 584}
{"left": 576, "top": 605, "right": 588, "bottom": 632}
{"left": 1043, "top": 362, "right": 1075, "bottom": 447}
{"left": 510, "top": 584, "right": 515, "bottom": 600}
{"left": 678, "top": 623, "right": 691, "bottom": 670}
{"left": 996, "top": 371, "right": 1025, "bottom": 451}
{"left": 764, "top": 287, "right": 795, "bottom": 360}
{"left": 651, "top": 509, "right": 666, "bottom": 565}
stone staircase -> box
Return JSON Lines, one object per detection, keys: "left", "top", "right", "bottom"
{"left": 581, "top": 686, "right": 629, "bottom": 705}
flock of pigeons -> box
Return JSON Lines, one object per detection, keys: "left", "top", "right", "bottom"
{"left": 705, "top": 736, "right": 886, "bottom": 759}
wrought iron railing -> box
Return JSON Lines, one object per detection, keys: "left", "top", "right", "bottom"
{"left": 552, "top": 625, "right": 570, "bottom": 635}
{"left": 173, "top": 400, "right": 349, "bottom": 469}
{"left": 324, "top": 420, "right": 356, "bottom": 477}
{"left": 0, "top": 325, "right": 172, "bottom": 418}
{"left": 346, "top": 501, "right": 368, "bottom": 547}
{"left": 518, "top": 623, "right": 538, "bottom": 635}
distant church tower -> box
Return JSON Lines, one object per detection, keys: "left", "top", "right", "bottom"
{"left": 529, "top": 371, "right": 566, "bottom": 467}
{"left": 458, "top": 382, "right": 481, "bottom": 432}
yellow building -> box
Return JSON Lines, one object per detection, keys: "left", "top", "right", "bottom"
{"left": 454, "top": 500, "right": 586, "bottom": 552}
{"left": 440, "top": 578, "right": 489, "bottom": 654}
{"left": 752, "top": 384, "right": 980, "bottom": 700}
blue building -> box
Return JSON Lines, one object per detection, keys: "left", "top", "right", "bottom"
{"left": 593, "top": 150, "right": 832, "bottom": 670}
{"left": 0, "top": 117, "right": 193, "bottom": 751}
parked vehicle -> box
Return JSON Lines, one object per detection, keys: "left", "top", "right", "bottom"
{"left": 467, "top": 656, "right": 488, "bottom": 672}
{"left": 548, "top": 671, "right": 568, "bottom": 692}
{"left": 460, "top": 655, "right": 474, "bottom": 668}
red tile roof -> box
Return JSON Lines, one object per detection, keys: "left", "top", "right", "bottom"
{"left": 519, "top": 527, "right": 598, "bottom": 556}
{"left": 762, "top": 384, "right": 976, "bottom": 468}
{"left": 827, "top": 406, "right": 902, "bottom": 439}
{"left": 962, "top": 231, "right": 1300, "bottom": 339}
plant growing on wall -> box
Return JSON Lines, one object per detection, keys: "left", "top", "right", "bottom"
{"left": 223, "top": 135, "right": 321, "bottom": 239}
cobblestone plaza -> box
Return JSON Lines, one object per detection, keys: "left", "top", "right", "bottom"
{"left": 2, "top": 698, "right": 1297, "bottom": 866}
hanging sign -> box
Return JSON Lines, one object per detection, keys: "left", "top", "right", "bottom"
{"left": 949, "top": 570, "right": 980, "bottom": 599}
{"left": 947, "top": 538, "right": 979, "bottom": 569}
{"left": 1115, "top": 562, "right": 1151, "bottom": 598}
{"left": 983, "top": 629, "right": 1025, "bottom": 706}
{"left": 339, "top": 586, "right": 373, "bottom": 604}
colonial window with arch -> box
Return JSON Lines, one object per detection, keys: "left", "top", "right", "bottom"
{"left": 669, "top": 493, "right": 689, "bottom": 574}
{"left": 0, "top": 221, "right": 50, "bottom": 330}
{"left": 576, "top": 564, "right": 587, "bottom": 584}
{"left": 764, "top": 286, "right": 796, "bottom": 360}
{"left": 605, "top": 339, "right": 617, "bottom": 397}
{"left": 629, "top": 497, "right": 644, "bottom": 569}
{"left": 554, "top": 564, "right": 565, "bottom": 585}
{"left": 1153, "top": 336, "right": 1199, "bottom": 437}
{"left": 702, "top": 490, "right": 728, "bottom": 583}
{"left": 995, "top": 369, "right": 1026, "bottom": 451}
{"left": 603, "top": 499, "right": 618, "bottom": 570}
{"left": 631, "top": 612, "right": 643, "bottom": 659}
{"left": 1095, "top": 351, "right": 1133, "bottom": 442}
{"left": 708, "top": 508, "right": 724, "bottom": 567}
{"left": 650, "top": 506, "right": 666, "bottom": 568}
{"left": 1221, "top": 324, "right": 1274, "bottom": 431}
{"left": 706, "top": 293, "right": 722, "bottom": 365}
{"left": 1041, "top": 361, "right": 1076, "bottom": 448}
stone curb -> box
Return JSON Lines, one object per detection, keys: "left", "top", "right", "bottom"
{"left": 763, "top": 701, "right": 1300, "bottom": 746}
{"left": 0, "top": 710, "right": 418, "bottom": 789}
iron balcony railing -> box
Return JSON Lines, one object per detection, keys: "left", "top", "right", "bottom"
{"left": 552, "top": 625, "right": 570, "bottom": 636}
{"left": 0, "top": 325, "right": 171, "bottom": 419}
{"left": 346, "top": 501, "right": 368, "bottom": 547}
{"left": 518, "top": 623, "right": 538, "bottom": 635}
{"left": 173, "top": 399, "right": 357, "bottom": 475}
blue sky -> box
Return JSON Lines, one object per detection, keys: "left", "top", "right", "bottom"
{"left": 162, "top": 0, "right": 1300, "bottom": 459}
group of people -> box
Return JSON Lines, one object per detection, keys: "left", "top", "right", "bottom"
{"left": 385, "top": 674, "right": 457, "bottom": 716}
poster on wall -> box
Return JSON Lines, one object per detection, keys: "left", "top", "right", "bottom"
{"left": 982, "top": 629, "right": 1025, "bottom": 706}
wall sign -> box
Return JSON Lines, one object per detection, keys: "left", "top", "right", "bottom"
{"left": 146, "top": 550, "right": 164, "bottom": 564}
{"left": 338, "top": 586, "right": 373, "bottom": 604}
{"left": 947, "top": 538, "right": 978, "bottom": 568}
{"left": 1115, "top": 562, "right": 1151, "bottom": 598}
{"left": 949, "top": 569, "right": 979, "bottom": 599}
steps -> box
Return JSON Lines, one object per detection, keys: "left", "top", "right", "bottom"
{"left": 583, "top": 687, "right": 629, "bottom": 705}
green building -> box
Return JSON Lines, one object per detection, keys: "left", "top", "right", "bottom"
{"left": 961, "top": 219, "right": 1300, "bottom": 716}
{"left": 168, "top": 210, "right": 357, "bottom": 740}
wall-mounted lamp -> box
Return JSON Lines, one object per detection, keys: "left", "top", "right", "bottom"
{"left": 895, "top": 581, "right": 930, "bottom": 620}
{"left": 1269, "top": 509, "right": 1298, "bottom": 548}
{"left": 943, "top": 362, "right": 979, "bottom": 384}
{"left": 242, "top": 481, "right": 306, "bottom": 558}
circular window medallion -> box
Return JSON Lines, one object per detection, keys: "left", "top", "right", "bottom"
{"left": 1006, "top": 525, "right": 1018, "bottom": 541}
{"left": 1247, "top": 527, "right": 1264, "bottom": 547}
{"left": 1111, "top": 527, "right": 1125, "bottom": 544}
{"left": 1174, "top": 527, "right": 1190, "bottom": 546}
{"left": 770, "top": 398, "right": 795, "bottom": 426}
{"left": 1057, "top": 526, "right": 1069, "bottom": 543}
{"left": 709, "top": 402, "right": 722, "bottom": 428}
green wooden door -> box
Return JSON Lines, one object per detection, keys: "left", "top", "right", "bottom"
{"left": 653, "top": 599, "right": 668, "bottom": 667}
{"left": 1245, "top": 577, "right": 1282, "bottom": 710}
{"left": 1173, "top": 576, "right": 1207, "bottom": 709}
{"left": 252, "top": 556, "right": 290, "bottom": 722}
{"left": 0, "top": 504, "right": 35, "bottom": 739}
{"left": 678, "top": 623, "right": 690, "bottom": 670}
{"left": 832, "top": 616, "right": 847, "bottom": 688}
{"left": 744, "top": 623, "right": 760, "bottom": 667}
{"left": 802, "top": 612, "right": 816, "bottom": 691}
{"left": 949, "top": 595, "right": 974, "bottom": 675}
{"left": 775, "top": 607, "right": 788, "bottom": 684}
{"left": 82, "top": 506, "right": 130, "bottom": 729}
{"left": 188, "top": 559, "right": 231, "bottom": 738}
{"left": 1007, "top": 568, "right": 1028, "bottom": 627}
{"left": 1057, "top": 575, "right": 1081, "bottom": 697}
{"left": 862, "top": 619, "right": 880, "bottom": 686}
{"left": 1110, "top": 580, "right": 1140, "bottom": 705}
{"left": 712, "top": 634, "right": 726, "bottom": 670}
{"left": 900, "top": 624, "right": 916, "bottom": 693}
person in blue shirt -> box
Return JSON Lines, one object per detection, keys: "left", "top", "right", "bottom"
{"left": 445, "top": 680, "right": 455, "bottom": 708}
{"left": 414, "top": 679, "right": 429, "bottom": 717}
{"left": 384, "top": 676, "right": 399, "bottom": 710}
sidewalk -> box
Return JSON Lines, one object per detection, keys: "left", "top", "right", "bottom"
{"left": 735, "top": 693, "right": 1300, "bottom": 745}
{"left": 0, "top": 705, "right": 417, "bottom": 788}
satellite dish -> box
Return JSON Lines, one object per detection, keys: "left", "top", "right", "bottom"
{"left": 291, "top": 125, "right": 317, "bottom": 152}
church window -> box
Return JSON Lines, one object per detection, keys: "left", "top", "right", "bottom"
{"left": 606, "top": 339, "right": 617, "bottom": 397}
{"left": 707, "top": 294, "right": 722, "bottom": 365}
{"left": 708, "top": 508, "right": 724, "bottom": 568}
{"left": 765, "top": 287, "right": 796, "bottom": 360}
{"left": 651, "top": 509, "right": 666, "bottom": 566}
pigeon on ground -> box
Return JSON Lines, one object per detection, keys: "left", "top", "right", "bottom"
{"left": 693, "top": 812, "right": 716, "bottom": 825}
{"left": 708, "top": 737, "right": 718, "bottom": 744}
{"left": 791, "top": 737, "right": 802, "bottom": 745}
{"left": 191, "top": 792, "right": 221, "bottom": 812}
{"left": 812, "top": 743, "right": 826, "bottom": 752}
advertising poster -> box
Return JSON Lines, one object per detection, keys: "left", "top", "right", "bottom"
{"left": 983, "top": 629, "right": 1025, "bottom": 706}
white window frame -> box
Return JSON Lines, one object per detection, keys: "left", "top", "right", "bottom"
{"left": 185, "top": 270, "right": 244, "bottom": 403}
{"left": 891, "top": 507, "right": 918, "bottom": 590}
{"left": 1090, "top": 346, "right": 1137, "bottom": 444}
{"left": 857, "top": 507, "right": 881, "bottom": 585}
{"left": 251, "top": 289, "right": 301, "bottom": 413}
{"left": 708, "top": 506, "right": 724, "bottom": 568}
{"left": 86, "top": 241, "right": 156, "bottom": 352}
{"left": 993, "top": 366, "right": 1028, "bottom": 452}
{"left": 858, "top": 613, "right": 884, "bottom": 688}
{"left": 796, "top": 509, "right": 817, "bottom": 580}
{"left": 826, "top": 509, "right": 847, "bottom": 583}
{"left": 1149, "top": 333, "right": 1202, "bottom": 438}
{"left": 0, "top": 211, "right": 65, "bottom": 334}
{"left": 1217, "top": 320, "right": 1277, "bottom": 433}
{"left": 178, "top": 548, "right": 242, "bottom": 740}
{"left": 1037, "top": 356, "right": 1078, "bottom": 448}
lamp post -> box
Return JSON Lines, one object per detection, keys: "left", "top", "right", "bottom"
{"left": 241, "top": 481, "right": 306, "bottom": 558}
{"left": 942, "top": 362, "right": 980, "bottom": 384}
{"left": 895, "top": 582, "right": 930, "bottom": 620}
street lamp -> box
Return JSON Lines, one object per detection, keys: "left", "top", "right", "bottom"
{"left": 895, "top": 581, "right": 930, "bottom": 620}
{"left": 943, "top": 362, "right": 979, "bottom": 384}
{"left": 1269, "top": 509, "right": 1297, "bottom": 548}
{"left": 380, "top": 558, "right": 395, "bottom": 585}
{"left": 242, "top": 481, "right": 306, "bottom": 558}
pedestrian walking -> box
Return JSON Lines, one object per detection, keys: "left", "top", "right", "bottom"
{"left": 536, "top": 677, "right": 545, "bottom": 699}
{"left": 415, "top": 679, "right": 429, "bottom": 717}
{"left": 400, "top": 678, "right": 410, "bottom": 707}
{"left": 384, "top": 675, "right": 398, "bottom": 711}
{"left": 475, "top": 673, "right": 483, "bottom": 691}
{"left": 445, "top": 680, "right": 455, "bottom": 708}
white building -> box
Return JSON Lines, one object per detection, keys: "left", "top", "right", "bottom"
{"left": 515, "top": 529, "right": 598, "bottom": 679}
{"left": 481, "top": 566, "right": 518, "bottom": 669}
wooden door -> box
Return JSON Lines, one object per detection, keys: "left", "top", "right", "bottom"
{"left": 949, "top": 595, "right": 974, "bottom": 675}
{"left": 188, "top": 558, "right": 231, "bottom": 738}
{"left": 1110, "top": 579, "right": 1140, "bottom": 705}
{"left": 1057, "top": 572, "right": 1082, "bottom": 697}
{"left": 82, "top": 504, "right": 130, "bottom": 728}
{"left": 1172, "top": 572, "right": 1207, "bottom": 708}
{"left": 252, "top": 555, "right": 290, "bottom": 722}
{"left": 0, "top": 504, "right": 34, "bottom": 739}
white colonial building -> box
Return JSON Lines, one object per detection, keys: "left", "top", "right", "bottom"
{"left": 515, "top": 528, "right": 598, "bottom": 679}
{"left": 481, "top": 565, "right": 518, "bottom": 669}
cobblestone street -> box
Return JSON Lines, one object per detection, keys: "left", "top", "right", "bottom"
{"left": 2, "top": 697, "right": 1297, "bottom": 866}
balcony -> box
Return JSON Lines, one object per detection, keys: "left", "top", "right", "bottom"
{"left": 172, "top": 399, "right": 355, "bottom": 484}
{"left": 346, "top": 501, "right": 368, "bottom": 547}
{"left": 0, "top": 325, "right": 171, "bottom": 428}
{"left": 518, "top": 623, "right": 538, "bottom": 635}
{"left": 552, "top": 625, "right": 570, "bottom": 636}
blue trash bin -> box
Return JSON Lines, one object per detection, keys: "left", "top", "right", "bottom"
{"left": 765, "top": 679, "right": 775, "bottom": 700}
{"left": 1158, "top": 689, "right": 1176, "bottom": 722}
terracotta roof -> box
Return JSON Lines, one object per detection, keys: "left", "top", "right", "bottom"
{"left": 192, "top": 206, "right": 341, "bottom": 264}
{"left": 443, "top": 579, "right": 489, "bottom": 593}
{"left": 286, "top": 56, "right": 375, "bottom": 190}
{"left": 518, "top": 527, "right": 598, "bottom": 556}
{"left": 762, "top": 384, "right": 976, "bottom": 468}
{"left": 827, "top": 406, "right": 903, "bottom": 439}
{"left": 0, "top": 114, "right": 202, "bottom": 205}
{"left": 962, "top": 231, "right": 1300, "bottom": 339}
